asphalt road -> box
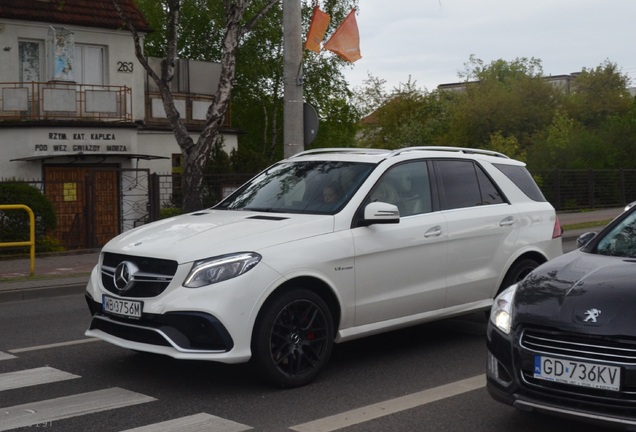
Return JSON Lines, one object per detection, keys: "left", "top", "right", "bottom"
{"left": 0, "top": 294, "right": 605, "bottom": 432}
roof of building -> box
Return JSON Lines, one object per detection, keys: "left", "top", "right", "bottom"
{"left": 0, "top": 0, "right": 150, "bottom": 32}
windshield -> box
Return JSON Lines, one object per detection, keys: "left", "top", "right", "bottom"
{"left": 595, "top": 210, "right": 636, "bottom": 258}
{"left": 215, "top": 161, "right": 375, "bottom": 214}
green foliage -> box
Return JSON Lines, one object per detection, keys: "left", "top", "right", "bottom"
{"left": 447, "top": 57, "right": 561, "bottom": 151}
{"left": 0, "top": 183, "right": 57, "bottom": 251}
{"left": 565, "top": 60, "right": 632, "bottom": 127}
{"left": 160, "top": 207, "right": 182, "bottom": 219}
{"left": 136, "top": 0, "right": 360, "bottom": 173}
{"left": 356, "top": 55, "right": 636, "bottom": 172}
{"left": 135, "top": 1, "right": 636, "bottom": 175}
{"left": 355, "top": 77, "right": 457, "bottom": 149}
{"left": 488, "top": 132, "right": 526, "bottom": 161}
{"left": 230, "top": 0, "right": 360, "bottom": 167}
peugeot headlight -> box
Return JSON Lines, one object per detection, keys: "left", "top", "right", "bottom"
{"left": 184, "top": 252, "right": 261, "bottom": 288}
{"left": 489, "top": 284, "right": 517, "bottom": 334}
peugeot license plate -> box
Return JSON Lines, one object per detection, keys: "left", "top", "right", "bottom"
{"left": 534, "top": 355, "right": 620, "bottom": 391}
{"left": 102, "top": 295, "right": 143, "bottom": 319}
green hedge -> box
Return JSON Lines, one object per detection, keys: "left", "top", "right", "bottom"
{"left": 0, "top": 183, "right": 57, "bottom": 252}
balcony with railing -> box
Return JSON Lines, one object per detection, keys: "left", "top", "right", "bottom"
{"left": 144, "top": 91, "right": 230, "bottom": 128}
{"left": 0, "top": 81, "right": 133, "bottom": 123}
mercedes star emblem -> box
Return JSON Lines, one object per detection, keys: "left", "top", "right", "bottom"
{"left": 113, "top": 261, "right": 137, "bottom": 292}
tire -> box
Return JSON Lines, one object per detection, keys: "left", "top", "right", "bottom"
{"left": 251, "top": 288, "right": 334, "bottom": 388}
{"left": 499, "top": 258, "right": 540, "bottom": 294}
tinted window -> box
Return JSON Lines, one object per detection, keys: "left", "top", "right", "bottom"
{"left": 437, "top": 160, "right": 504, "bottom": 210}
{"left": 476, "top": 166, "right": 505, "bottom": 205}
{"left": 493, "top": 164, "right": 546, "bottom": 202}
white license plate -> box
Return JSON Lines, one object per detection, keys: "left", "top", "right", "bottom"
{"left": 102, "top": 295, "right": 143, "bottom": 319}
{"left": 534, "top": 355, "right": 621, "bottom": 391}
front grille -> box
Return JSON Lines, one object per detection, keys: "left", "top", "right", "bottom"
{"left": 101, "top": 252, "right": 178, "bottom": 298}
{"left": 519, "top": 328, "right": 636, "bottom": 403}
{"left": 521, "top": 329, "right": 636, "bottom": 365}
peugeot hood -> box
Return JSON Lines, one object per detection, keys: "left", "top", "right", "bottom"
{"left": 513, "top": 250, "right": 636, "bottom": 333}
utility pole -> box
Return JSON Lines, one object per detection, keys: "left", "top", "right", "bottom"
{"left": 283, "top": 0, "right": 304, "bottom": 158}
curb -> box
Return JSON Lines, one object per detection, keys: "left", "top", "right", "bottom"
{"left": 0, "top": 283, "right": 86, "bottom": 303}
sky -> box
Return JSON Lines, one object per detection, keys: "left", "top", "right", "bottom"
{"left": 340, "top": 0, "right": 636, "bottom": 92}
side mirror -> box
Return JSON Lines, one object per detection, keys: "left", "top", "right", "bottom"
{"left": 577, "top": 231, "right": 597, "bottom": 248}
{"left": 361, "top": 202, "right": 400, "bottom": 226}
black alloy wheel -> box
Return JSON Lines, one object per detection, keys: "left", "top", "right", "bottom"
{"left": 499, "top": 257, "right": 540, "bottom": 294}
{"left": 251, "top": 288, "right": 334, "bottom": 388}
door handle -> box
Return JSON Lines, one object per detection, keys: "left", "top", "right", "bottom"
{"left": 500, "top": 216, "right": 515, "bottom": 227}
{"left": 424, "top": 225, "right": 443, "bottom": 237}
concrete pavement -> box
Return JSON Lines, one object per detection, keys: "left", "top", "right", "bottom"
{"left": 0, "top": 207, "right": 625, "bottom": 302}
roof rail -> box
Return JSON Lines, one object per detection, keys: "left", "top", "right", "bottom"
{"left": 390, "top": 146, "right": 510, "bottom": 159}
{"left": 288, "top": 148, "right": 388, "bottom": 159}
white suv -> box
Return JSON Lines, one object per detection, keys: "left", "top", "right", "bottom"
{"left": 85, "top": 147, "right": 562, "bottom": 387}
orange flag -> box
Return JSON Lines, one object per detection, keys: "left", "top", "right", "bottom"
{"left": 324, "top": 8, "right": 362, "bottom": 63}
{"left": 305, "top": 6, "right": 331, "bottom": 53}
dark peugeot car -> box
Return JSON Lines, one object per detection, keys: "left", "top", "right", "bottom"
{"left": 487, "top": 206, "right": 636, "bottom": 430}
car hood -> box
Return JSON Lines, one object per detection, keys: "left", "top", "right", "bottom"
{"left": 102, "top": 210, "right": 335, "bottom": 264}
{"left": 514, "top": 250, "right": 636, "bottom": 333}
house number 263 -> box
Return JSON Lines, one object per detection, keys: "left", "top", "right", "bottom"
{"left": 117, "top": 61, "right": 134, "bottom": 73}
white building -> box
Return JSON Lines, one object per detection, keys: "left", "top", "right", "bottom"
{"left": 0, "top": 0, "right": 238, "bottom": 248}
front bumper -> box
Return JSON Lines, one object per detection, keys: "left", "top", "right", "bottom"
{"left": 86, "top": 294, "right": 233, "bottom": 353}
{"left": 486, "top": 322, "right": 636, "bottom": 430}
{"left": 84, "top": 254, "right": 283, "bottom": 364}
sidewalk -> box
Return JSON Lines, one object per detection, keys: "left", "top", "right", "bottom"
{"left": 0, "top": 207, "right": 625, "bottom": 302}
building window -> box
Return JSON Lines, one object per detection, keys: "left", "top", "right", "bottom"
{"left": 75, "top": 44, "right": 105, "bottom": 85}
{"left": 18, "top": 40, "right": 42, "bottom": 83}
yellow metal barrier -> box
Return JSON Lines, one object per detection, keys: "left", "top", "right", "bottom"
{"left": 0, "top": 204, "right": 35, "bottom": 275}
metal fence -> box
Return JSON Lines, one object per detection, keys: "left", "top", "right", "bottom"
{"left": 535, "top": 169, "right": 636, "bottom": 211}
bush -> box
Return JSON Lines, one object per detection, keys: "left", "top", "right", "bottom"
{"left": 160, "top": 207, "right": 182, "bottom": 219}
{"left": 0, "top": 183, "right": 57, "bottom": 251}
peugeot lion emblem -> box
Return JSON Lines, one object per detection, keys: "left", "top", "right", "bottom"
{"left": 583, "top": 308, "right": 602, "bottom": 323}
{"left": 114, "top": 261, "right": 137, "bottom": 292}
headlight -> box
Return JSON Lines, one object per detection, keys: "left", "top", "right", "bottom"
{"left": 489, "top": 284, "right": 517, "bottom": 334}
{"left": 184, "top": 252, "right": 261, "bottom": 288}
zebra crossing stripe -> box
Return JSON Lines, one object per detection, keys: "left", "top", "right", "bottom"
{"left": 0, "top": 367, "right": 80, "bottom": 391}
{"left": 0, "top": 352, "right": 16, "bottom": 361}
{"left": 120, "top": 412, "right": 253, "bottom": 432}
{"left": 0, "top": 387, "right": 155, "bottom": 431}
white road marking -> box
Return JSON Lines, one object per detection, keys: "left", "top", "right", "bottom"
{"left": 0, "top": 352, "right": 16, "bottom": 361}
{"left": 8, "top": 337, "right": 100, "bottom": 353}
{"left": 0, "top": 367, "right": 80, "bottom": 391}
{"left": 121, "top": 412, "right": 253, "bottom": 432}
{"left": 0, "top": 387, "right": 155, "bottom": 431}
{"left": 289, "top": 374, "right": 486, "bottom": 432}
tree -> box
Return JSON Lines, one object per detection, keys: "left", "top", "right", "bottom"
{"left": 230, "top": 1, "right": 359, "bottom": 167}
{"left": 354, "top": 76, "right": 457, "bottom": 149}
{"left": 447, "top": 56, "right": 561, "bottom": 151}
{"left": 114, "top": 0, "right": 281, "bottom": 212}
{"left": 117, "top": 0, "right": 359, "bottom": 209}
{"left": 564, "top": 60, "right": 632, "bottom": 128}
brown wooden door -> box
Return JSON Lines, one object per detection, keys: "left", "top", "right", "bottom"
{"left": 90, "top": 169, "right": 119, "bottom": 246}
{"left": 44, "top": 166, "right": 119, "bottom": 248}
